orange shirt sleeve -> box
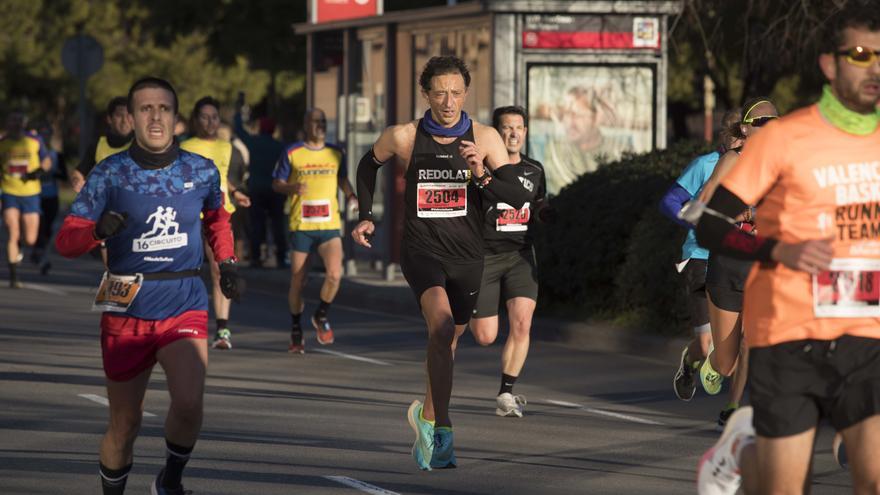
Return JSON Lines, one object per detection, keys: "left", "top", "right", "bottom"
{"left": 722, "top": 120, "right": 788, "bottom": 206}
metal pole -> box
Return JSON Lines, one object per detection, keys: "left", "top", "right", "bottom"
{"left": 703, "top": 75, "right": 715, "bottom": 143}
{"left": 77, "top": 39, "right": 89, "bottom": 162}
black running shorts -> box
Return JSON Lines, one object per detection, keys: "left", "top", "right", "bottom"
{"left": 749, "top": 336, "right": 880, "bottom": 437}
{"left": 706, "top": 253, "right": 753, "bottom": 312}
{"left": 680, "top": 258, "right": 710, "bottom": 330}
{"left": 473, "top": 248, "right": 538, "bottom": 318}
{"left": 400, "top": 246, "right": 483, "bottom": 325}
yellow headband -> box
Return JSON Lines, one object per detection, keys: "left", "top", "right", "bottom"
{"left": 742, "top": 100, "right": 771, "bottom": 122}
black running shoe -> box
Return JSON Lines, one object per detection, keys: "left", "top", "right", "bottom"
{"left": 151, "top": 468, "right": 192, "bottom": 495}
{"left": 716, "top": 406, "right": 736, "bottom": 430}
{"left": 673, "top": 346, "right": 697, "bottom": 401}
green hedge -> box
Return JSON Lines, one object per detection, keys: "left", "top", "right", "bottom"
{"left": 533, "top": 140, "right": 712, "bottom": 333}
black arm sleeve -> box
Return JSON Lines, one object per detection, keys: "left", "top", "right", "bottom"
{"left": 76, "top": 142, "right": 99, "bottom": 176}
{"left": 695, "top": 185, "right": 777, "bottom": 261}
{"left": 356, "top": 148, "right": 384, "bottom": 222}
{"left": 56, "top": 154, "right": 69, "bottom": 181}
{"left": 483, "top": 165, "right": 530, "bottom": 210}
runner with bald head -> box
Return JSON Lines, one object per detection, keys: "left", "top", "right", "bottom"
{"left": 273, "top": 107, "right": 356, "bottom": 353}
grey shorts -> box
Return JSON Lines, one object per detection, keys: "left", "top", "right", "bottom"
{"left": 473, "top": 248, "right": 538, "bottom": 318}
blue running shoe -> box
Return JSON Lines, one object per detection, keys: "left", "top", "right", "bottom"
{"left": 407, "top": 400, "right": 434, "bottom": 471}
{"left": 151, "top": 468, "right": 192, "bottom": 495}
{"left": 430, "top": 426, "right": 457, "bottom": 469}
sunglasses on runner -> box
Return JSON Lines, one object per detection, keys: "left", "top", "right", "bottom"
{"left": 836, "top": 46, "right": 880, "bottom": 68}
{"left": 743, "top": 115, "right": 777, "bottom": 127}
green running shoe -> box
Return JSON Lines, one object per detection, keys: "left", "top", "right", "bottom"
{"left": 407, "top": 400, "right": 434, "bottom": 471}
{"left": 430, "top": 426, "right": 456, "bottom": 469}
{"left": 212, "top": 328, "right": 232, "bottom": 350}
{"left": 700, "top": 357, "right": 723, "bottom": 395}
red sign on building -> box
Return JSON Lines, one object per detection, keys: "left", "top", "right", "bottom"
{"left": 310, "top": 0, "right": 383, "bottom": 24}
{"left": 522, "top": 15, "right": 660, "bottom": 50}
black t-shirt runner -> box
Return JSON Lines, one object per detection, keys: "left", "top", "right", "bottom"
{"left": 404, "top": 120, "right": 483, "bottom": 262}
{"left": 481, "top": 155, "right": 546, "bottom": 254}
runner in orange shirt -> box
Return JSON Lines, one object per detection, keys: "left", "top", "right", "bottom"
{"left": 693, "top": 5, "right": 880, "bottom": 493}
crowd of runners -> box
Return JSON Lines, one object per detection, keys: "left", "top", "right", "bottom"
{"left": 1, "top": 2, "right": 880, "bottom": 494}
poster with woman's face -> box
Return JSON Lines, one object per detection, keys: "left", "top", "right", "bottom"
{"left": 528, "top": 65, "right": 654, "bottom": 195}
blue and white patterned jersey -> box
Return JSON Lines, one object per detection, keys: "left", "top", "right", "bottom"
{"left": 71, "top": 149, "right": 224, "bottom": 319}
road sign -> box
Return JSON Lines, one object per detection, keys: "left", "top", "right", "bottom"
{"left": 61, "top": 34, "right": 104, "bottom": 80}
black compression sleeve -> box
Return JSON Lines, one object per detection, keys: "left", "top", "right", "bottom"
{"left": 484, "top": 164, "right": 530, "bottom": 209}
{"left": 695, "top": 186, "right": 777, "bottom": 261}
{"left": 356, "top": 148, "right": 384, "bottom": 222}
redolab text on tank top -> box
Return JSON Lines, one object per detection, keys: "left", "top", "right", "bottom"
{"left": 404, "top": 120, "right": 484, "bottom": 262}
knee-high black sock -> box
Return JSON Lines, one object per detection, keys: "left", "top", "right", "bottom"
{"left": 499, "top": 373, "right": 518, "bottom": 395}
{"left": 314, "top": 300, "right": 331, "bottom": 320}
{"left": 100, "top": 462, "right": 131, "bottom": 495}
{"left": 162, "top": 440, "right": 193, "bottom": 489}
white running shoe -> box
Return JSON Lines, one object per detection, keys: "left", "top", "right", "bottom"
{"left": 697, "top": 406, "right": 755, "bottom": 495}
{"left": 495, "top": 392, "right": 526, "bottom": 417}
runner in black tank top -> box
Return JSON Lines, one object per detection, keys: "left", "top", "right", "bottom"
{"left": 404, "top": 121, "right": 483, "bottom": 262}
{"left": 352, "top": 56, "right": 532, "bottom": 471}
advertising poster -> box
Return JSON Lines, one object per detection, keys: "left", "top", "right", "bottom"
{"left": 527, "top": 65, "right": 654, "bottom": 195}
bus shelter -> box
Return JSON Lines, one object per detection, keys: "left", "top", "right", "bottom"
{"left": 294, "top": 0, "right": 683, "bottom": 276}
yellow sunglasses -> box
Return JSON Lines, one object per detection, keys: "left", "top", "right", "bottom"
{"left": 836, "top": 46, "right": 880, "bottom": 68}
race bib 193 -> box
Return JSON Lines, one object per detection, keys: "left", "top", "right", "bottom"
{"left": 417, "top": 182, "right": 467, "bottom": 218}
{"left": 496, "top": 202, "right": 531, "bottom": 232}
{"left": 302, "top": 199, "right": 332, "bottom": 223}
{"left": 93, "top": 272, "right": 143, "bottom": 312}
{"left": 813, "top": 258, "right": 880, "bottom": 318}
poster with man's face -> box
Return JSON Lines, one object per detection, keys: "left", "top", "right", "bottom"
{"left": 527, "top": 65, "right": 654, "bottom": 195}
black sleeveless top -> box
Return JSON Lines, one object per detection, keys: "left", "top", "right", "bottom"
{"left": 480, "top": 155, "right": 546, "bottom": 254}
{"left": 404, "top": 120, "right": 483, "bottom": 262}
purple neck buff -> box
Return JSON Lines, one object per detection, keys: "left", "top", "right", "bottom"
{"left": 421, "top": 109, "right": 471, "bottom": 137}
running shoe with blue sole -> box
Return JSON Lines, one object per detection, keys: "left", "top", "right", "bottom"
{"left": 407, "top": 400, "right": 434, "bottom": 471}
{"left": 430, "top": 426, "right": 457, "bottom": 469}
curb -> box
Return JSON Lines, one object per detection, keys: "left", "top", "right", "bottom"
{"left": 240, "top": 265, "right": 689, "bottom": 365}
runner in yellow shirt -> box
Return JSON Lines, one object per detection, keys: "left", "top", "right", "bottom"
{"left": 181, "top": 96, "right": 251, "bottom": 349}
{"left": 1, "top": 109, "right": 51, "bottom": 288}
{"left": 71, "top": 97, "right": 133, "bottom": 192}
{"left": 272, "top": 108, "right": 356, "bottom": 353}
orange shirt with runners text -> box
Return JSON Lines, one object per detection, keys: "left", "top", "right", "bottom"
{"left": 723, "top": 104, "right": 880, "bottom": 348}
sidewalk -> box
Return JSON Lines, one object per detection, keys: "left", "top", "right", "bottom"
{"left": 240, "top": 261, "right": 689, "bottom": 364}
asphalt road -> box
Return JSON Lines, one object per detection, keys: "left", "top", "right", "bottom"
{"left": 0, "top": 251, "right": 854, "bottom": 494}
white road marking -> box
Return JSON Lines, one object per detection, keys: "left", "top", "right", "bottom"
{"left": 545, "top": 399, "right": 663, "bottom": 425}
{"left": 311, "top": 349, "right": 392, "bottom": 366}
{"left": 78, "top": 393, "right": 156, "bottom": 417}
{"left": 249, "top": 286, "right": 424, "bottom": 324}
{"left": 546, "top": 399, "right": 583, "bottom": 408}
{"left": 324, "top": 476, "right": 400, "bottom": 495}
{"left": 583, "top": 407, "right": 664, "bottom": 426}
{"left": 21, "top": 283, "right": 68, "bottom": 296}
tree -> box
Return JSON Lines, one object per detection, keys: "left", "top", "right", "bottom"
{"left": 669, "top": 0, "right": 854, "bottom": 114}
